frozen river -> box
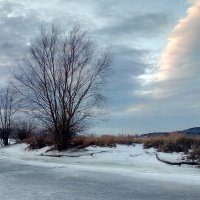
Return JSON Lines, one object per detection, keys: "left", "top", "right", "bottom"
{"left": 0, "top": 158, "right": 200, "bottom": 200}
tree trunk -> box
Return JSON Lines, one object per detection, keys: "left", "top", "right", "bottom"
{"left": 55, "top": 130, "right": 70, "bottom": 151}
{"left": 3, "top": 135, "right": 9, "bottom": 146}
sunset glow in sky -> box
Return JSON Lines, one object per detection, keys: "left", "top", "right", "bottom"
{"left": 0, "top": 0, "right": 199, "bottom": 134}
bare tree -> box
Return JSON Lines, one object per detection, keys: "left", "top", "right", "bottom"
{"left": 14, "top": 120, "right": 36, "bottom": 142}
{"left": 0, "top": 85, "right": 19, "bottom": 145}
{"left": 15, "top": 25, "right": 111, "bottom": 150}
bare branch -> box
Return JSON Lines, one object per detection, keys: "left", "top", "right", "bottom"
{"left": 14, "top": 24, "right": 112, "bottom": 150}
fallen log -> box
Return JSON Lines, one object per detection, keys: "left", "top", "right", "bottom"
{"left": 39, "top": 150, "right": 109, "bottom": 158}
{"left": 130, "top": 154, "right": 142, "bottom": 158}
{"left": 155, "top": 153, "right": 199, "bottom": 166}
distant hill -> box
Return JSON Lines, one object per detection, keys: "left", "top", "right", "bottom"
{"left": 141, "top": 132, "right": 169, "bottom": 137}
{"left": 182, "top": 127, "right": 200, "bottom": 135}
{"left": 141, "top": 127, "right": 200, "bottom": 137}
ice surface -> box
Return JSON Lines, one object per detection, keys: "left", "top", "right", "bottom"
{"left": 0, "top": 143, "right": 199, "bottom": 185}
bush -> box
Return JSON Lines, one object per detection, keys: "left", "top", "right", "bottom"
{"left": 70, "top": 134, "right": 140, "bottom": 148}
{"left": 24, "top": 135, "right": 55, "bottom": 149}
{"left": 188, "top": 147, "right": 200, "bottom": 161}
{"left": 143, "top": 133, "right": 200, "bottom": 153}
{"left": 13, "top": 122, "right": 35, "bottom": 143}
{"left": 23, "top": 133, "right": 143, "bottom": 150}
{"left": 14, "top": 130, "right": 31, "bottom": 142}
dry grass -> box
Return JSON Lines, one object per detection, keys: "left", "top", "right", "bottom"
{"left": 23, "top": 134, "right": 141, "bottom": 149}
{"left": 23, "top": 135, "right": 55, "bottom": 149}
{"left": 71, "top": 133, "right": 200, "bottom": 157}
{"left": 142, "top": 132, "right": 200, "bottom": 153}
{"left": 70, "top": 134, "right": 142, "bottom": 148}
{"left": 22, "top": 132, "right": 200, "bottom": 160}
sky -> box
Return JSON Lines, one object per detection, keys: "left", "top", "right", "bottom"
{"left": 0, "top": 0, "right": 199, "bottom": 134}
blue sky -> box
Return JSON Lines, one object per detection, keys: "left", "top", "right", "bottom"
{"left": 0, "top": 0, "right": 199, "bottom": 134}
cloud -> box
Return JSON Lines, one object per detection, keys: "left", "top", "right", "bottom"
{"left": 139, "top": 0, "right": 200, "bottom": 99}
{"left": 0, "top": 1, "right": 47, "bottom": 82}
{"left": 156, "top": 0, "right": 200, "bottom": 82}
{"left": 97, "top": 12, "right": 171, "bottom": 39}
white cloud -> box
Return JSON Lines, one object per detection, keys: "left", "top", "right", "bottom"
{"left": 156, "top": 0, "right": 200, "bottom": 82}
{"left": 139, "top": 0, "right": 200, "bottom": 99}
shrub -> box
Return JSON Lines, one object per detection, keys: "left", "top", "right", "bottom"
{"left": 70, "top": 134, "right": 140, "bottom": 148}
{"left": 71, "top": 136, "right": 96, "bottom": 148}
{"left": 143, "top": 132, "right": 200, "bottom": 153}
{"left": 13, "top": 122, "right": 35, "bottom": 143}
{"left": 20, "top": 133, "right": 141, "bottom": 151}
{"left": 14, "top": 129, "right": 31, "bottom": 143}
{"left": 188, "top": 147, "right": 200, "bottom": 161}
{"left": 24, "top": 135, "right": 55, "bottom": 149}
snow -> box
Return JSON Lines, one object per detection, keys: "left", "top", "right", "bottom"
{"left": 0, "top": 143, "right": 200, "bottom": 186}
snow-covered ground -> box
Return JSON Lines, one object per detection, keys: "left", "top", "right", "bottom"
{"left": 0, "top": 143, "right": 200, "bottom": 186}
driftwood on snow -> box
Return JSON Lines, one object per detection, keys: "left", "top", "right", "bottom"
{"left": 155, "top": 153, "right": 199, "bottom": 166}
{"left": 39, "top": 150, "right": 109, "bottom": 158}
{"left": 130, "top": 154, "right": 142, "bottom": 158}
